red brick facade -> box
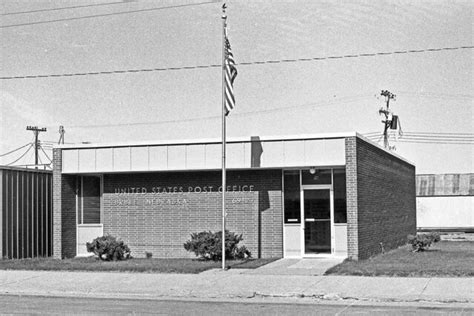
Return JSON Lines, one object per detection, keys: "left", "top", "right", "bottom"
{"left": 53, "top": 149, "right": 77, "bottom": 259}
{"left": 345, "top": 137, "right": 416, "bottom": 260}
{"left": 102, "top": 170, "right": 283, "bottom": 258}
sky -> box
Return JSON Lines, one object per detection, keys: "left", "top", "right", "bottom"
{"left": 1, "top": 0, "right": 472, "bottom": 173}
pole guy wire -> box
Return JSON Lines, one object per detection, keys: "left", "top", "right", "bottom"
{"left": 5, "top": 143, "right": 34, "bottom": 166}
{"left": 0, "top": 142, "right": 32, "bottom": 157}
{"left": 39, "top": 144, "right": 52, "bottom": 163}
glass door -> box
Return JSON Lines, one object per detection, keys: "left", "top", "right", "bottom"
{"left": 303, "top": 189, "right": 331, "bottom": 254}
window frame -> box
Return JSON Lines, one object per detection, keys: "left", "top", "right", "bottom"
{"left": 76, "top": 175, "right": 103, "bottom": 225}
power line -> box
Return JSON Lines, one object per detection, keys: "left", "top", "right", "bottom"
{"left": 364, "top": 131, "right": 474, "bottom": 137}
{"left": 5, "top": 143, "right": 34, "bottom": 166}
{"left": 397, "top": 140, "right": 473, "bottom": 145}
{"left": 396, "top": 91, "right": 473, "bottom": 100}
{"left": 0, "top": 1, "right": 219, "bottom": 29}
{"left": 403, "top": 132, "right": 474, "bottom": 136}
{"left": 0, "top": 142, "right": 32, "bottom": 157}
{"left": 1, "top": 1, "right": 128, "bottom": 16}
{"left": 363, "top": 132, "right": 474, "bottom": 145}
{"left": 1, "top": 46, "right": 472, "bottom": 80}
{"left": 365, "top": 134, "right": 474, "bottom": 141}
{"left": 365, "top": 134, "right": 474, "bottom": 140}
{"left": 55, "top": 95, "right": 372, "bottom": 129}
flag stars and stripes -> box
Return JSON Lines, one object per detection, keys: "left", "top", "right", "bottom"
{"left": 224, "top": 36, "right": 237, "bottom": 115}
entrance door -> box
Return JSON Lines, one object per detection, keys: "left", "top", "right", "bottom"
{"left": 303, "top": 189, "right": 331, "bottom": 254}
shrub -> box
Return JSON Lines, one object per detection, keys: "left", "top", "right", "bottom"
{"left": 86, "top": 235, "right": 131, "bottom": 261}
{"left": 407, "top": 232, "right": 441, "bottom": 252}
{"left": 183, "top": 230, "right": 251, "bottom": 261}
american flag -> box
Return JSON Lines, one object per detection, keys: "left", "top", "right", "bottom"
{"left": 224, "top": 37, "right": 237, "bottom": 115}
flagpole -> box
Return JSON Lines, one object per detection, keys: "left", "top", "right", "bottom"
{"left": 221, "top": 4, "right": 227, "bottom": 271}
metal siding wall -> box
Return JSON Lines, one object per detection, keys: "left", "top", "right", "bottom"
{"left": 0, "top": 168, "right": 53, "bottom": 259}
{"left": 19, "top": 172, "right": 25, "bottom": 258}
{"left": 32, "top": 172, "right": 37, "bottom": 257}
{"left": 27, "top": 173, "right": 33, "bottom": 258}
{"left": 12, "top": 172, "right": 18, "bottom": 259}
{"left": 0, "top": 170, "right": 3, "bottom": 257}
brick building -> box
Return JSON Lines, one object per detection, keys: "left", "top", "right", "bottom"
{"left": 52, "top": 133, "right": 416, "bottom": 260}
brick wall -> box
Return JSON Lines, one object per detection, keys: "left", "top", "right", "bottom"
{"left": 345, "top": 138, "right": 359, "bottom": 260}
{"left": 346, "top": 137, "right": 416, "bottom": 260}
{"left": 53, "top": 149, "right": 77, "bottom": 259}
{"left": 102, "top": 169, "right": 283, "bottom": 258}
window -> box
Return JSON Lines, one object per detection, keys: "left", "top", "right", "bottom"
{"left": 333, "top": 169, "right": 347, "bottom": 223}
{"left": 77, "top": 176, "right": 101, "bottom": 224}
{"left": 284, "top": 170, "right": 300, "bottom": 223}
{"left": 302, "top": 169, "right": 331, "bottom": 185}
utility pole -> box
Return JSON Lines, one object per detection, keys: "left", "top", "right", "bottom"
{"left": 26, "top": 126, "right": 47, "bottom": 169}
{"left": 378, "top": 90, "right": 396, "bottom": 149}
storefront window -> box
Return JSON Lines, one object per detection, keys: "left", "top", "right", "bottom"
{"left": 333, "top": 169, "right": 347, "bottom": 223}
{"left": 78, "top": 176, "right": 101, "bottom": 224}
{"left": 284, "top": 171, "right": 300, "bottom": 223}
{"left": 302, "top": 169, "right": 332, "bottom": 185}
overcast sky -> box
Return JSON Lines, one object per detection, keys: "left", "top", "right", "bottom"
{"left": 1, "top": 0, "right": 472, "bottom": 173}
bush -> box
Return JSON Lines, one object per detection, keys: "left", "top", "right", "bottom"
{"left": 183, "top": 230, "right": 251, "bottom": 261}
{"left": 86, "top": 235, "right": 131, "bottom": 261}
{"left": 407, "top": 232, "right": 441, "bottom": 252}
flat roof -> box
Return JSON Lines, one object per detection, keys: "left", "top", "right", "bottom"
{"left": 54, "top": 131, "right": 414, "bottom": 166}
{"left": 55, "top": 132, "right": 356, "bottom": 149}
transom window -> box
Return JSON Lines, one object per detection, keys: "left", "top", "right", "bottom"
{"left": 283, "top": 169, "right": 347, "bottom": 224}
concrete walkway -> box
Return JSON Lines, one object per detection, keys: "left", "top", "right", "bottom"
{"left": 0, "top": 263, "right": 472, "bottom": 306}
{"left": 239, "top": 257, "right": 345, "bottom": 275}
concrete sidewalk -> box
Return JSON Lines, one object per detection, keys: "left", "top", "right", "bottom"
{"left": 0, "top": 268, "right": 472, "bottom": 306}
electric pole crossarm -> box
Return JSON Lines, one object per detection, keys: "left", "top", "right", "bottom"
{"left": 377, "top": 90, "right": 397, "bottom": 150}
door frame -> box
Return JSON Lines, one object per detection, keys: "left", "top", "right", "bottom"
{"left": 300, "top": 184, "right": 334, "bottom": 257}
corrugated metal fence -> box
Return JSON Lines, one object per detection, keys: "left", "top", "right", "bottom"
{"left": 416, "top": 173, "right": 474, "bottom": 196}
{"left": 0, "top": 166, "right": 53, "bottom": 259}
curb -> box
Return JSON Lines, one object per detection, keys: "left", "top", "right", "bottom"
{"left": 1, "top": 290, "right": 472, "bottom": 307}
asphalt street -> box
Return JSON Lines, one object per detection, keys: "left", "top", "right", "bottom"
{"left": 0, "top": 295, "right": 472, "bottom": 315}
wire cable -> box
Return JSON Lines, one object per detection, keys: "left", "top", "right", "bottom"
{"left": 1, "top": 1, "right": 129, "bottom": 16}
{"left": 1, "top": 46, "right": 472, "bottom": 80}
{"left": 5, "top": 143, "right": 34, "bottom": 166}
{"left": 363, "top": 132, "right": 474, "bottom": 145}
{"left": 39, "top": 145, "right": 52, "bottom": 163}
{"left": 0, "top": 142, "right": 32, "bottom": 157}
{"left": 0, "top": 1, "right": 219, "bottom": 29}
{"left": 397, "top": 139, "right": 473, "bottom": 145}
{"left": 55, "top": 95, "right": 372, "bottom": 129}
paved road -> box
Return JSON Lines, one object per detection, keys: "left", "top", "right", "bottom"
{"left": 1, "top": 295, "right": 472, "bottom": 315}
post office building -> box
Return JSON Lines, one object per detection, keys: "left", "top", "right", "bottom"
{"left": 53, "top": 133, "right": 416, "bottom": 260}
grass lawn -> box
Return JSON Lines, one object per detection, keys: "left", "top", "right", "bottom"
{"left": 0, "top": 257, "right": 278, "bottom": 274}
{"left": 325, "top": 241, "right": 474, "bottom": 277}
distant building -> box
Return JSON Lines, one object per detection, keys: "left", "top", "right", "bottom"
{"left": 416, "top": 173, "right": 474, "bottom": 233}
{"left": 0, "top": 166, "right": 53, "bottom": 259}
{"left": 52, "top": 133, "right": 416, "bottom": 260}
